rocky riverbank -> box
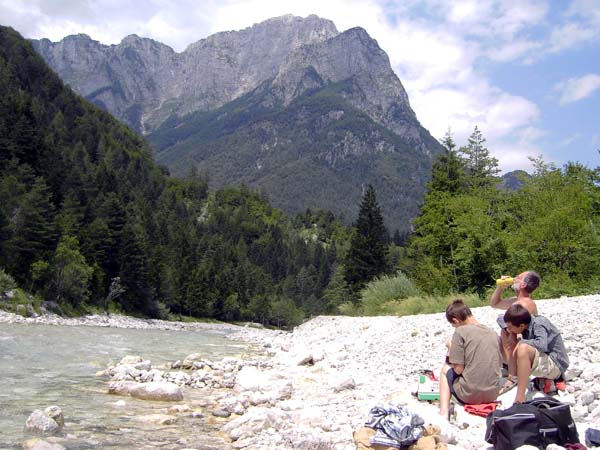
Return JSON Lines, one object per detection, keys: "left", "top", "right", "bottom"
{"left": 4, "top": 295, "right": 600, "bottom": 449}
{"left": 0, "top": 309, "right": 244, "bottom": 332}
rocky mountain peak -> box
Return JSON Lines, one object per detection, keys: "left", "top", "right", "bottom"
{"left": 32, "top": 15, "right": 419, "bottom": 145}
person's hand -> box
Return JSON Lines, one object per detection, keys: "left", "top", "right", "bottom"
{"left": 498, "top": 275, "right": 511, "bottom": 290}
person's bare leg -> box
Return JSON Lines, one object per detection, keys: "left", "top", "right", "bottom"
{"left": 514, "top": 343, "right": 536, "bottom": 403}
{"left": 439, "top": 363, "right": 451, "bottom": 418}
{"left": 502, "top": 329, "right": 518, "bottom": 377}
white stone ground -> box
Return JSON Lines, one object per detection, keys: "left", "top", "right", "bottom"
{"left": 225, "top": 295, "right": 600, "bottom": 449}
{"left": 3, "top": 295, "right": 600, "bottom": 449}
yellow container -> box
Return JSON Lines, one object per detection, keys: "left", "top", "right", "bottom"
{"left": 496, "top": 277, "right": 514, "bottom": 287}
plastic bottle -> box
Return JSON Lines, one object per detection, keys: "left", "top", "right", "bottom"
{"left": 496, "top": 277, "right": 514, "bottom": 287}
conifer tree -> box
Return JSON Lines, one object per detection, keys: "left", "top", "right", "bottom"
{"left": 459, "top": 126, "right": 499, "bottom": 188}
{"left": 430, "top": 129, "right": 467, "bottom": 194}
{"left": 8, "top": 177, "right": 56, "bottom": 281}
{"left": 344, "top": 184, "right": 388, "bottom": 300}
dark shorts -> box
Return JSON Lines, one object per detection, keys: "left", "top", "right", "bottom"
{"left": 446, "top": 368, "right": 466, "bottom": 405}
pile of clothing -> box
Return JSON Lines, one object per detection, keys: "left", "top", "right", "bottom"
{"left": 353, "top": 404, "right": 447, "bottom": 450}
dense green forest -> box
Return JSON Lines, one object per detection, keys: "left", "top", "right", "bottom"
{"left": 0, "top": 26, "right": 350, "bottom": 325}
{"left": 1, "top": 26, "right": 598, "bottom": 325}
{"left": 403, "top": 129, "right": 600, "bottom": 299}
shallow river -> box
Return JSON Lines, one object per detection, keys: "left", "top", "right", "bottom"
{"left": 0, "top": 322, "right": 255, "bottom": 449}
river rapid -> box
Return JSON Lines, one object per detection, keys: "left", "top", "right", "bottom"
{"left": 0, "top": 321, "right": 255, "bottom": 449}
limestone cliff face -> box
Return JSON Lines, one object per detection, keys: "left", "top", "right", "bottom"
{"left": 270, "top": 26, "right": 424, "bottom": 149}
{"left": 32, "top": 15, "right": 425, "bottom": 147}
{"left": 33, "top": 15, "right": 339, "bottom": 133}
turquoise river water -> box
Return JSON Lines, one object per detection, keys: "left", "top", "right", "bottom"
{"left": 0, "top": 322, "right": 255, "bottom": 449}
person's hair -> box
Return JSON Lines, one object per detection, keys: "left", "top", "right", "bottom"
{"left": 445, "top": 299, "right": 472, "bottom": 323}
{"left": 523, "top": 271, "right": 541, "bottom": 293}
{"left": 503, "top": 303, "right": 532, "bottom": 327}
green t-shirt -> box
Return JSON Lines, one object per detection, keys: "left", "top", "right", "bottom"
{"left": 449, "top": 323, "right": 501, "bottom": 404}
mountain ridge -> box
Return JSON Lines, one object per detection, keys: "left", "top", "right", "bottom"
{"left": 32, "top": 15, "right": 441, "bottom": 231}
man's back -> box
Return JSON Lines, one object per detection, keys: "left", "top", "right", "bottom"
{"left": 516, "top": 297, "right": 538, "bottom": 315}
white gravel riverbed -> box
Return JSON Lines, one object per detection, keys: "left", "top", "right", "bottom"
{"left": 2, "top": 295, "right": 600, "bottom": 450}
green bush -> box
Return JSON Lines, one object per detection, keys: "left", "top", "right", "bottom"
{"left": 0, "top": 268, "right": 17, "bottom": 295}
{"left": 270, "top": 296, "right": 304, "bottom": 328}
{"left": 10, "top": 288, "right": 30, "bottom": 313}
{"left": 360, "top": 271, "right": 420, "bottom": 315}
{"left": 534, "top": 272, "right": 600, "bottom": 299}
{"left": 339, "top": 292, "right": 483, "bottom": 317}
{"left": 387, "top": 293, "right": 483, "bottom": 316}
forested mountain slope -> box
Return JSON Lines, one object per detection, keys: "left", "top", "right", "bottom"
{"left": 0, "top": 26, "right": 343, "bottom": 323}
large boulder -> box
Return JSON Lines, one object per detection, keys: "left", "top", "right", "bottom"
{"left": 107, "top": 380, "right": 138, "bottom": 397}
{"left": 43, "top": 406, "right": 64, "bottom": 427}
{"left": 235, "top": 366, "right": 271, "bottom": 392}
{"left": 181, "top": 353, "right": 204, "bottom": 369}
{"left": 24, "top": 409, "right": 63, "bottom": 435}
{"left": 221, "top": 407, "right": 289, "bottom": 441}
{"left": 119, "top": 355, "right": 143, "bottom": 365}
{"left": 40, "top": 301, "right": 63, "bottom": 316}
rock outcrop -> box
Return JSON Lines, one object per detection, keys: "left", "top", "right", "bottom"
{"left": 32, "top": 15, "right": 339, "bottom": 134}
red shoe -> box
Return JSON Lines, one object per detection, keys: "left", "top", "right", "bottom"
{"left": 543, "top": 378, "right": 554, "bottom": 394}
{"left": 533, "top": 377, "right": 555, "bottom": 393}
{"left": 554, "top": 377, "right": 566, "bottom": 391}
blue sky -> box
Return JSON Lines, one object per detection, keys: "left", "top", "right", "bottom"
{"left": 1, "top": 0, "right": 599, "bottom": 173}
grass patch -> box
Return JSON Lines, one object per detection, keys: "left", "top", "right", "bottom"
{"left": 338, "top": 292, "right": 484, "bottom": 317}
{"left": 359, "top": 271, "right": 420, "bottom": 316}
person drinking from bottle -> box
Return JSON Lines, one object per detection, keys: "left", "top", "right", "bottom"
{"left": 490, "top": 271, "right": 540, "bottom": 394}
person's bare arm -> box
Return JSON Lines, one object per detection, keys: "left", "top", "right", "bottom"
{"left": 491, "top": 280, "right": 516, "bottom": 310}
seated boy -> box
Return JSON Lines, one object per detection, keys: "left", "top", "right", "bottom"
{"left": 503, "top": 304, "right": 569, "bottom": 403}
{"left": 439, "top": 299, "right": 502, "bottom": 419}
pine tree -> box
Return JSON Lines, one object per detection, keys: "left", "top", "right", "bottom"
{"left": 430, "top": 129, "right": 467, "bottom": 194}
{"left": 344, "top": 184, "right": 388, "bottom": 300}
{"left": 459, "top": 126, "right": 499, "bottom": 188}
{"left": 8, "top": 177, "right": 57, "bottom": 281}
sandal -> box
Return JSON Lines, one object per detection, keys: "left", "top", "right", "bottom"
{"left": 499, "top": 376, "right": 518, "bottom": 395}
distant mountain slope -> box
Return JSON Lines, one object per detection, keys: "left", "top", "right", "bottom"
{"left": 498, "top": 170, "right": 530, "bottom": 190}
{"left": 32, "top": 15, "right": 442, "bottom": 231}
{"left": 32, "top": 15, "right": 339, "bottom": 133}
{"left": 149, "top": 77, "right": 434, "bottom": 229}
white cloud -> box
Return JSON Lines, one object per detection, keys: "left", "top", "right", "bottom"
{"left": 491, "top": 0, "right": 548, "bottom": 38}
{"left": 447, "top": 0, "right": 491, "bottom": 25}
{"left": 486, "top": 38, "right": 543, "bottom": 62}
{"left": 556, "top": 74, "right": 600, "bottom": 104}
{"left": 1, "top": 0, "right": 217, "bottom": 51}
{"left": 566, "top": 0, "right": 600, "bottom": 25}
{"left": 493, "top": 126, "right": 547, "bottom": 172}
{"left": 408, "top": 81, "right": 541, "bottom": 172}
{"left": 558, "top": 133, "right": 581, "bottom": 147}
{"left": 548, "top": 21, "right": 597, "bottom": 53}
